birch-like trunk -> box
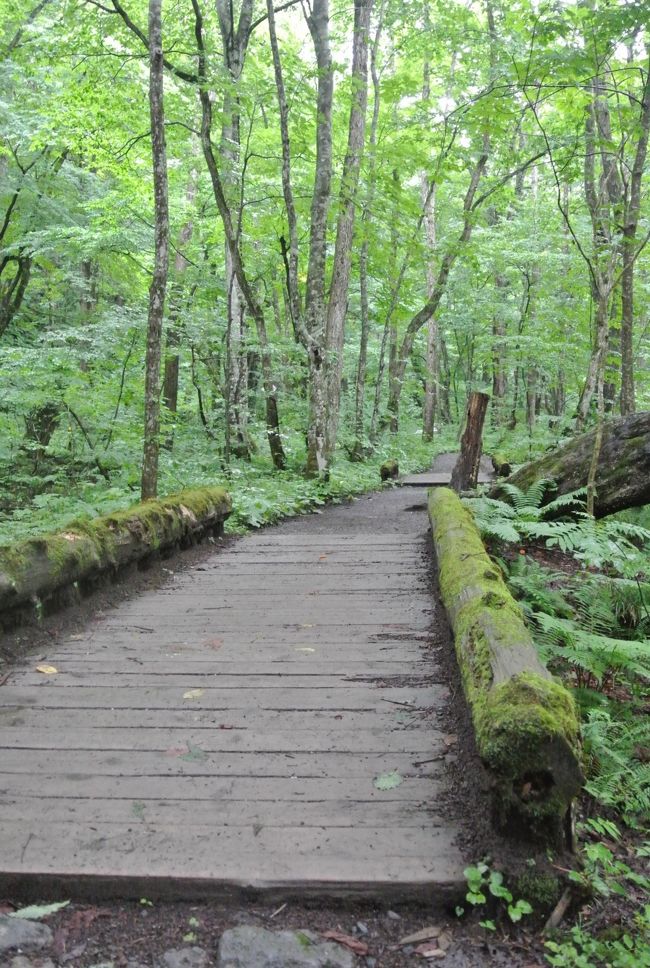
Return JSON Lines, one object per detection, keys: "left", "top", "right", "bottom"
{"left": 304, "top": 0, "right": 334, "bottom": 476}
{"left": 162, "top": 162, "right": 198, "bottom": 431}
{"left": 351, "top": 1, "right": 384, "bottom": 460}
{"left": 323, "top": 0, "right": 373, "bottom": 457}
{"left": 141, "top": 0, "right": 169, "bottom": 500}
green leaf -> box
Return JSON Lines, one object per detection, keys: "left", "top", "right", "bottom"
{"left": 373, "top": 770, "right": 403, "bottom": 790}
{"left": 10, "top": 901, "right": 70, "bottom": 920}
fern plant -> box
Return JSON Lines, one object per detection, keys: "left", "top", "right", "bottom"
{"left": 465, "top": 482, "right": 650, "bottom": 569}
{"left": 582, "top": 709, "right": 650, "bottom": 825}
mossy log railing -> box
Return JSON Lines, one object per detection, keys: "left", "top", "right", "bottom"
{"left": 428, "top": 487, "right": 582, "bottom": 843}
{"left": 0, "top": 487, "right": 231, "bottom": 625}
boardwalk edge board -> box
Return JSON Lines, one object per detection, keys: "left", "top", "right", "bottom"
{"left": 0, "top": 486, "right": 231, "bottom": 633}
{"left": 428, "top": 487, "right": 582, "bottom": 845}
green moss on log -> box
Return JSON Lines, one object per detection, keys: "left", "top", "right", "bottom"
{"left": 490, "top": 452, "right": 512, "bottom": 477}
{"left": 0, "top": 486, "right": 231, "bottom": 616}
{"left": 428, "top": 487, "right": 582, "bottom": 842}
{"left": 380, "top": 459, "right": 399, "bottom": 481}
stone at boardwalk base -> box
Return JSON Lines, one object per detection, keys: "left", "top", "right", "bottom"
{"left": 0, "top": 915, "right": 53, "bottom": 955}
{"left": 217, "top": 926, "right": 354, "bottom": 968}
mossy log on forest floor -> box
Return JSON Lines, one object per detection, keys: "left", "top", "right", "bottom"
{"left": 493, "top": 410, "right": 650, "bottom": 517}
{"left": 428, "top": 487, "right": 582, "bottom": 843}
{"left": 0, "top": 487, "right": 231, "bottom": 623}
{"left": 490, "top": 452, "right": 512, "bottom": 477}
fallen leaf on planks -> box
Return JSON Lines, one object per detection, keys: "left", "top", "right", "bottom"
{"left": 203, "top": 637, "right": 223, "bottom": 650}
{"left": 36, "top": 664, "right": 58, "bottom": 675}
{"left": 183, "top": 688, "right": 204, "bottom": 700}
{"left": 321, "top": 930, "right": 369, "bottom": 955}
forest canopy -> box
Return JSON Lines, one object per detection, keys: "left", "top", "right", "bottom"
{"left": 1, "top": 0, "right": 650, "bottom": 531}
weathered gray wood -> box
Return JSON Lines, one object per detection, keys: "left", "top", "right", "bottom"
{"left": 0, "top": 486, "right": 463, "bottom": 901}
{"left": 0, "top": 726, "right": 437, "bottom": 753}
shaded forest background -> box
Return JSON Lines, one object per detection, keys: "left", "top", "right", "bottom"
{"left": 1, "top": 0, "right": 650, "bottom": 535}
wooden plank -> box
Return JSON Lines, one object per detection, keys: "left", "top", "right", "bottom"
{"left": 0, "top": 726, "right": 439, "bottom": 753}
{"left": 0, "top": 797, "right": 444, "bottom": 828}
{"left": 401, "top": 472, "right": 493, "bottom": 486}
{"left": 0, "top": 773, "right": 439, "bottom": 801}
{"left": 0, "top": 685, "right": 441, "bottom": 710}
{"left": 0, "top": 749, "right": 444, "bottom": 778}
{"left": 13, "top": 671, "right": 435, "bottom": 689}
{"left": 0, "top": 705, "right": 432, "bottom": 729}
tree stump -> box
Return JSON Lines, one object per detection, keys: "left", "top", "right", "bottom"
{"left": 451, "top": 391, "right": 490, "bottom": 492}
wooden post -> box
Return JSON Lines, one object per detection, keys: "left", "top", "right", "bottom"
{"left": 451, "top": 391, "right": 489, "bottom": 492}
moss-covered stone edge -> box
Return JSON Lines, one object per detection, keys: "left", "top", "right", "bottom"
{"left": 0, "top": 486, "right": 232, "bottom": 614}
{"left": 428, "top": 487, "right": 582, "bottom": 840}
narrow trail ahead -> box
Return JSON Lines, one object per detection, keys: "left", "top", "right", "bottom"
{"left": 0, "top": 485, "right": 467, "bottom": 901}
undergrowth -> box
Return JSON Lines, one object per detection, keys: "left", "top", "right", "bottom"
{"left": 465, "top": 480, "right": 650, "bottom": 965}
{"left": 0, "top": 422, "right": 454, "bottom": 546}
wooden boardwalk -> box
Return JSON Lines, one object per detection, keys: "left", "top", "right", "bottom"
{"left": 0, "top": 488, "right": 464, "bottom": 901}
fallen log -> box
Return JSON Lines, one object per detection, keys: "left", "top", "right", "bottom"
{"left": 428, "top": 487, "right": 582, "bottom": 844}
{"left": 0, "top": 486, "right": 231, "bottom": 625}
{"left": 495, "top": 411, "right": 650, "bottom": 518}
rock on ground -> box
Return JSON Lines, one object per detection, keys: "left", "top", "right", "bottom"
{"left": 217, "top": 926, "right": 355, "bottom": 968}
{"left": 7, "top": 958, "right": 56, "bottom": 968}
{"left": 0, "top": 916, "right": 53, "bottom": 955}
{"left": 159, "top": 948, "right": 210, "bottom": 968}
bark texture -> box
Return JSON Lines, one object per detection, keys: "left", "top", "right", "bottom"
{"left": 141, "top": 0, "right": 169, "bottom": 500}
{"left": 494, "top": 411, "right": 650, "bottom": 518}
{"left": 451, "top": 391, "right": 490, "bottom": 492}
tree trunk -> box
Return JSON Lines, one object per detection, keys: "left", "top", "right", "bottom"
{"left": 493, "top": 411, "right": 650, "bottom": 518}
{"left": 141, "top": 0, "right": 169, "bottom": 501}
{"left": 451, "top": 391, "right": 490, "bottom": 492}
{"left": 303, "top": 0, "right": 334, "bottom": 476}
{"left": 162, "top": 161, "right": 199, "bottom": 432}
{"left": 324, "top": 0, "right": 373, "bottom": 458}
{"left": 350, "top": 0, "right": 384, "bottom": 460}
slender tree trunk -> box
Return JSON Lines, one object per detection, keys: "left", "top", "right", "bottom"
{"left": 388, "top": 144, "right": 489, "bottom": 427}
{"left": 351, "top": 0, "right": 384, "bottom": 460}
{"left": 162, "top": 161, "right": 199, "bottom": 429}
{"left": 304, "top": 0, "right": 334, "bottom": 476}
{"left": 421, "top": 179, "right": 438, "bottom": 441}
{"left": 324, "top": 0, "right": 373, "bottom": 457}
{"left": 193, "top": 0, "right": 285, "bottom": 470}
{"left": 620, "top": 53, "right": 650, "bottom": 413}
{"left": 141, "top": 0, "right": 169, "bottom": 500}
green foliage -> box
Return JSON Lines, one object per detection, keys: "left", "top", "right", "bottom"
{"left": 466, "top": 483, "right": 650, "bottom": 568}
{"left": 545, "top": 827, "right": 650, "bottom": 968}
{"left": 458, "top": 861, "right": 534, "bottom": 927}
{"left": 582, "top": 711, "right": 650, "bottom": 827}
